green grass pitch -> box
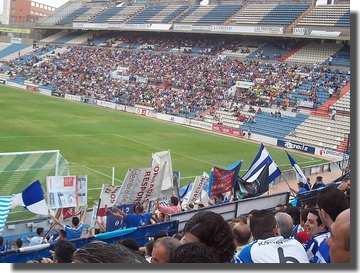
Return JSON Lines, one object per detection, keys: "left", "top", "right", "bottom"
{"left": 0, "top": 86, "right": 330, "bottom": 220}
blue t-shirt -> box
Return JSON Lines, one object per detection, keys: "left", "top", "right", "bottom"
{"left": 0, "top": 245, "right": 10, "bottom": 252}
{"left": 302, "top": 231, "right": 330, "bottom": 263}
{"left": 64, "top": 222, "right": 84, "bottom": 240}
{"left": 123, "top": 213, "right": 152, "bottom": 228}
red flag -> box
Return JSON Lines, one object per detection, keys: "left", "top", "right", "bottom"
{"left": 210, "top": 164, "right": 239, "bottom": 199}
{"left": 62, "top": 206, "right": 82, "bottom": 220}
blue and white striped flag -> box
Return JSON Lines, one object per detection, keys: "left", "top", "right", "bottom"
{"left": 285, "top": 151, "right": 310, "bottom": 191}
{"left": 241, "top": 143, "right": 281, "bottom": 183}
{"left": 0, "top": 180, "right": 48, "bottom": 235}
{"left": 0, "top": 196, "right": 13, "bottom": 235}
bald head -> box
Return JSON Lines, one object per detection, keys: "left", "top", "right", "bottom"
{"left": 327, "top": 208, "right": 350, "bottom": 263}
{"left": 232, "top": 222, "right": 251, "bottom": 246}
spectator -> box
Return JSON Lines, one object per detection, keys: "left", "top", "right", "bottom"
{"left": 337, "top": 176, "right": 350, "bottom": 193}
{"left": 41, "top": 240, "right": 77, "bottom": 263}
{"left": 15, "top": 238, "right": 23, "bottom": 249}
{"left": 237, "top": 209, "right": 309, "bottom": 263}
{"left": 48, "top": 205, "right": 88, "bottom": 240}
{"left": 232, "top": 221, "right": 252, "bottom": 261}
{"left": 153, "top": 230, "right": 168, "bottom": 241}
{"left": 331, "top": 108, "right": 336, "bottom": 120}
{"left": 0, "top": 236, "right": 10, "bottom": 252}
{"left": 72, "top": 241, "right": 148, "bottom": 263}
{"left": 117, "top": 238, "right": 140, "bottom": 253}
{"left": 144, "top": 240, "right": 154, "bottom": 262}
{"left": 181, "top": 210, "right": 236, "bottom": 263}
{"left": 274, "top": 204, "right": 285, "bottom": 212}
{"left": 312, "top": 176, "right": 325, "bottom": 190}
{"left": 326, "top": 208, "right": 350, "bottom": 263}
{"left": 151, "top": 237, "right": 181, "bottom": 263}
{"left": 55, "top": 229, "right": 67, "bottom": 241}
{"left": 302, "top": 207, "right": 329, "bottom": 263}
{"left": 274, "top": 212, "right": 294, "bottom": 239}
{"left": 29, "top": 227, "right": 46, "bottom": 246}
{"left": 169, "top": 242, "right": 217, "bottom": 263}
{"left": 152, "top": 196, "right": 182, "bottom": 221}
{"left": 172, "top": 232, "right": 184, "bottom": 241}
{"left": 106, "top": 204, "right": 153, "bottom": 228}
{"left": 293, "top": 208, "right": 311, "bottom": 243}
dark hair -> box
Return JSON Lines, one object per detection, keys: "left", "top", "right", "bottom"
{"left": 172, "top": 232, "right": 184, "bottom": 241}
{"left": 118, "top": 238, "right": 139, "bottom": 251}
{"left": 316, "top": 186, "right": 349, "bottom": 222}
{"left": 154, "top": 230, "right": 168, "bottom": 241}
{"left": 300, "top": 208, "right": 310, "bottom": 223}
{"left": 72, "top": 241, "right": 148, "bottom": 263}
{"left": 134, "top": 204, "right": 144, "bottom": 214}
{"left": 198, "top": 204, "right": 205, "bottom": 208}
{"left": 216, "top": 193, "right": 224, "bottom": 200}
{"left": 36, "top": 227, "right": 44, "bottom": 235}
{"left": 183, "top": 210, "right": 236, "bottom": 263}
{"left": 298, "top": 182, "right": 305, "bottom": 188}
{"left": 307, "top": 207, "right": 322, "bottom": 226}
{"left": 169, "top": 242, "right": 217, "bottom": 263}
{"left": 285, "top": 206, "right": 301, "bottom": 226}
{"left": 72, "top": 217, "right": 80, "bottom": 226}
{"left": 250, "top": 209, "right": 277, "bottom": 240}
{"left": 0, "top": 236, "right": 4, "bottom": 246}
{"left": 170, "top": 196, "right": 179, "bottom": 206}
{"left": 15, "top": 238, "right": 23, "bottom": 248}
{"left": 145, "top": 240, "right": 154, "bottom": 256}
{"left": 59, "top": 229, "right": 67, "bottom": 238}
{"left": 53, "top": 240, "right": 77, "bottom": 263}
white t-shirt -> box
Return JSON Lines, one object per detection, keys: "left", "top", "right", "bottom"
{"left": 237, "top": 236, "right": 309, "bottom": 263}
{"left": 29, "top": 236, "right": 44, "bottom": 246}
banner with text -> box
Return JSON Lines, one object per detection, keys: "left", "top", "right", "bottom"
{"left": 46, "top": 175, "right": 87, "bottom": 209}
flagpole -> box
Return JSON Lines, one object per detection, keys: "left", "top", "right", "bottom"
{"left": 281, "top": 174, "right": 297, "bottom": 197}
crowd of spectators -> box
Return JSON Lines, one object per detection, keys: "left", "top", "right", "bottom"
{"left": 2, "top": 33, "right": 350, "bottom": 121}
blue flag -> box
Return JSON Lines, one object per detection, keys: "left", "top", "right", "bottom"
{"left": 242, "top": 143, "right": 281, "bottom": 184}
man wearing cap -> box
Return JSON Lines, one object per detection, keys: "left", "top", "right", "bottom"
{"left": 312, "top": 176, "right": 325, "bottom": 190}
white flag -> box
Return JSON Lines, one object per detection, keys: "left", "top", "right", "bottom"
{"left": 116, "top": 163, "right": 166, "bottom": 211}
{"left": 152, "top": 150, "right": 173, "bottom": 190}
{"left": 182, "top": 172, "right": 209, "bottom": 206}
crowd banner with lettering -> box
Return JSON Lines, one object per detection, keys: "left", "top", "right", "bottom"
{"left": 181, "top": 172, "right": 209, "bottom": 206}
{"left": 115, "top": 163, "right": 166, "bottom": 211}
{"left": 152, "top": 150, "right": 173, "bottom": 191}
{"left": 277, "top": 140, "right": 315, "bottom": 154}
{"left": 46, "top": 175, "right": 87, "bottom": 209}
{"left": 97, "top": 184, "right": 122, "bottom": 217}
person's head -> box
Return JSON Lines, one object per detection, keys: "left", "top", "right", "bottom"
{"left": 170, "top": 196, "right": 179, "bottom": 206}
{"left": 36, "top": 227, "right": 44, "bottom": 236}
{"left": 117, "top": 238, "right": 139, "bottom": 252}
{"left": 53, "top": 240, "right": 77, "bottom": 263}
{"left": 153, "top": 230, "right": 168, "bottom": 241}
{"left": 169, "top": 242, "right": 217, "bottom": 263}
{"left": 285, "top": 206, "right": 301, "bottom": 226}
{"left": 316, "top": 176, "right": 323, "bottom": 182}
{"left": 151, "top": 237, "right": 181, "bottom": 263}
{"left": 145, "top": 240, "right": 154, "bottom": 257}
{"left": 72, "top": 217, "right": 80, "bottom": 227}
{"left": 198, "top": 203, "right": 205, "bottom": 208}
{"left": 215, "top": 193, "right": 225, "bottom": 202}
{"left": 300, "top": 208, "right": 310, "bottom": 228}
{"left": 275, "top": 204, "right": 285, "bottom": 212}
{"left": 304, "top": 201, "right": 316, "bottom": 209}
{"left": 304, "top": 207, "right": 327, "bottom": 237}
{"left": 232, "top": 222, "right": 251, "bottom": 246}
{"left": 59, "top": 229, "right": 67, "bottom": 240}
{"left": 172, "top": 232, "right": 184, "bottom": 241}
{"left": 15, "top": 238, "right": 23, "bottom": 248}
{"left": 326, "top": 208, "right": 350, "bottom": 263}
{"left": 274, "top": 212, "right": 294, "bottom": 238}
{"left": 72, "top": 241, "right": 148, "bottom": 263}
{"left": 298, "top": 182, "right": 305, "bottom": 189}
{"left": 181, "top": 210, "right": 236, "bottom": 263}
{"left": 134, "top": 204, "right": 144, "bottom": 214}
{"left": 337, "top": 176, "right": 350, "bottom": 192}
{"left": 250, "top": 209, "right": 279, "bottom": 240}
{"left": 316, "top": 186, "right": 349, "bottom": 229}
{"left": 0, "top": 236, "right": 4, "bottom": 246}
